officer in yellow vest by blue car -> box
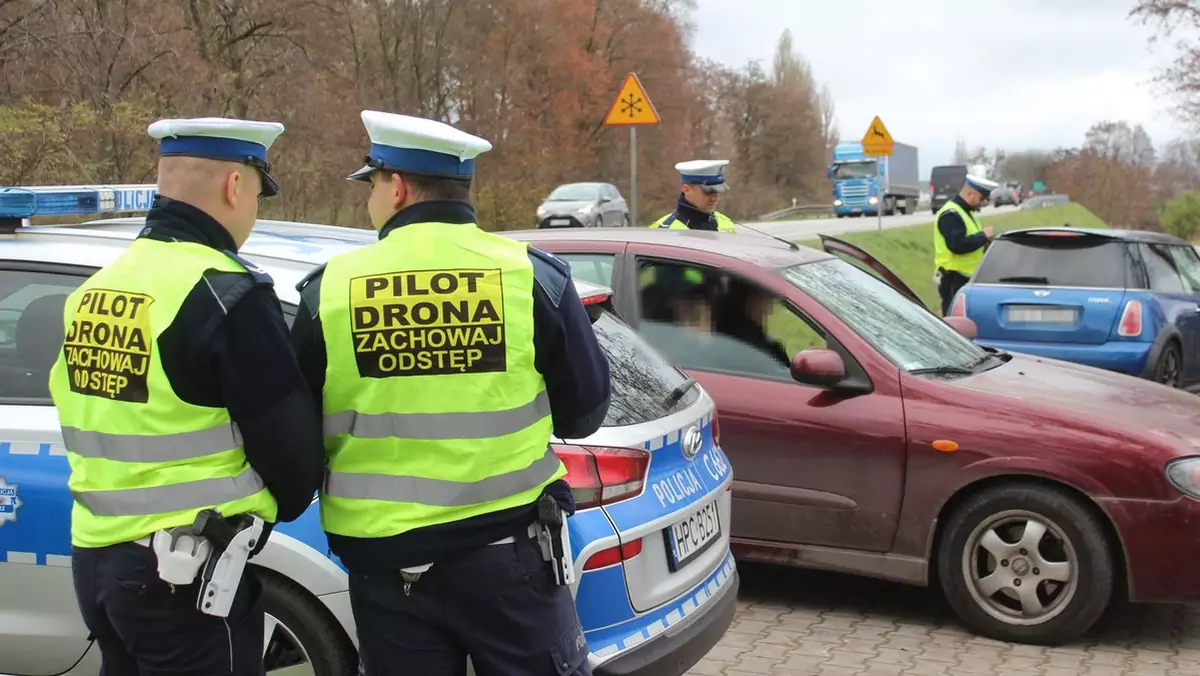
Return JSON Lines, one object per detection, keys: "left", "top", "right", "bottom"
{"left": 288, "top": 110, "right": 611, "bottom": 676}
{"left": 650, "top": 159, "right": 737, "bottom": 232}
{"left": 934, "top": 172, "right": 998, "bottom": 315}
{"left": 47, "top": 117, "right": 326, "bottom": 674}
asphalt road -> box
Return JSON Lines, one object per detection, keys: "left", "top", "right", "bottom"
{"left": 736, "top": 204, "right": 1021, "bottom": 241}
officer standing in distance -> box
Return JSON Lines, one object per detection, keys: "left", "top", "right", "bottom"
{"left": 289, "top": 110, "right": 611, "bottom": 676}
{"left": 934, "top": 173, "right": 998, "bottom": 315}
{"left": 649, "top": 159, "right": 737, "bottom": 232}
{"left": 48, "top": 117, "right": 326, "bottom": 675}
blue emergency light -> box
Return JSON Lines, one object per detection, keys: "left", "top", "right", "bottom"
{"left": 0, "top": 184, "right": 158, "bottom": 221}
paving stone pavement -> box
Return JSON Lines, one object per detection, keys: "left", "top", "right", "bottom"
{"left": 684, "top": 562, "right": 1200, "bottom": 676}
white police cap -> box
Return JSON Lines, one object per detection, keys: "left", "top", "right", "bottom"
{"left": 147, "top": 117, "right": 285, "bottom": 197}
{"left": 675, "top": 159, "right": 730, "bottom": 194}
{"left": 347, "top": 110, "right": 493, "bottom": 182}
{"left": 964, "top": 173, "right": 999, "bottom": 197}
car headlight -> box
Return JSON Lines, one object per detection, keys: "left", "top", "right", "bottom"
{"left": 1166, "top": 457, "right": 1200, "bottom": 498}
{"left": 868, "top": 197, "right": 879, "bottom": 205}
{"left": 536, "top": 206, "right": 548, "bottom": 218}
{"left": 833, "top": 199, "right": 843, "bottom": 206}
{"left": 576, "top": 204, "right": 595, "bottom": 216}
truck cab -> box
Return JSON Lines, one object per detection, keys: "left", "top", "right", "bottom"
{"left": 828, "top": 141, "right": 919, "bottom": 218}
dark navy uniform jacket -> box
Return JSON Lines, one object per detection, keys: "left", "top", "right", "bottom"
{"left": 135, "top": 196, "right": 326, "bottom": 528}
{"left": 289, "top": 200, "right": 612, "bottom": 572}
{"left": 938, "top": 195, "right": 990, "bottom": 256}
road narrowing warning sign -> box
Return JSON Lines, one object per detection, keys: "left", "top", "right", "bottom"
{"left": 64, "top": 290, "right": 154, "bottom": 402}
{"left": 349, "top": 269, "right": 507, "bottom": 377}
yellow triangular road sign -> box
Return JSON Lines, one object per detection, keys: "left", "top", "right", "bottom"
{"left": 604, "top": 73, "right": 660, "bottom": 126}
{"left": 861, "top": 115, "right": 894, "bottom": 155}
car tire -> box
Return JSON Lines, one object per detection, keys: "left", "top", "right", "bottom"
{"left": 1152, "top": 340, "right": 1183, "bottom": 388}
{"left": 622, "top": 213, "right": 630, "bottom": 227}
{"left": 936, "top": 483, "right": 1114, "bottom": 646}
{"left": 260, "top": 570, "right": 358, "bottom": 676}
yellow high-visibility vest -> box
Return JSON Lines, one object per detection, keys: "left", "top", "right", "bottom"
{"left": 933, "top": 200, "right": 985, "bottom": 275}
{"left": 49, "top": 238, "right": 278, "bottom": 548}
{"left": 316, "top": 220, "right": 563, "bottom": 539}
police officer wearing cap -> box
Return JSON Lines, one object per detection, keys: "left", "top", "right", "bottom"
{"left": 48, "top": 117, "right": 325, "bottom": 674}
{"left": 289, "top": 110, "right": 611, "bottom": 676}
{"left": 650, "top": 159, "right": 737, "bottom": 232}
{"left": 934, "top": 173, "right": 998, "bottom": 314}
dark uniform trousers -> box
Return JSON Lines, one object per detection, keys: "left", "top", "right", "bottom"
{"left": 350, "top": 531, "right": 591, "bottom": 676}
{"left": 938, "top": 270, "right": 971, "bottom": 316}
{"left": 72, "top": 543, "right": 264, "bottom": 676}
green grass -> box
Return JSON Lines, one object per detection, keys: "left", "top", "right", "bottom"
{"left": 794, "top": 203, "right": 1108, "bottom": 313}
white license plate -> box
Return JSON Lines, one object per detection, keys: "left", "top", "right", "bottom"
{"left": 549, "top": 218, "right": 571, "bottom": 226}
{"left": 1007, "top": 306, "right": 1077, "bottom": 323}
{"left": 664, "top": 500, "right": 721, "bottom": 572}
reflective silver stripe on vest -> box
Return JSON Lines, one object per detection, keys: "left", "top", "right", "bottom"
{"left": 323, "top": 391, "right": 550, "bottom": 441}
{"left": 324, "top": 446, "right": 561, "bottom": 507}
{"left": 62, "top": 423, "right": 242, "bottom": 463}
{"left": 72, "top": 467, "right": 265, "bottom": 517}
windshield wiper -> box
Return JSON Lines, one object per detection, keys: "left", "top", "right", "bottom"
{"left": 663, "top": 377, "right": 699, "bottom": 406}
{"left": 961, "top": 353, "right": 996, "bottom": 370}
{"left": 907, "top": 365, "right": 976, "bottom": 377}
{"left": 997, "top": 275, "right": 1050, "bottom": 284}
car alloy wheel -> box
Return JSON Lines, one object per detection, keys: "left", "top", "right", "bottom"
{"left": 962, "top": 510, "right": 1077, "bottom": 626}
{"left": 1156, "top": 342, "right": 1182, "bottom": 388}
{"left": 937, "top": 484, "right": 1114, "bottom": 645}
{"left": 264, "top": 612, "right": 315, "bottom": 675}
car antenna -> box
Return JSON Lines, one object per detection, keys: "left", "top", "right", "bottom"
{"left": 735, "top": 220, "right": 800, "bottom": 251}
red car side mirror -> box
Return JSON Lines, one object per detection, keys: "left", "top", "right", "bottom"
{"left": 790, "top": 348, "right": 846, "bottom": 387}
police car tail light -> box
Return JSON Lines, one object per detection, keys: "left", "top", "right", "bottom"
{"left": 553, "top": 444, "right": 649, "bottom": 510}
{"left": 1118, "top": 299, "right": 1143, "bottom": 337}
{"left": 0, "top": 184, "right": 157, "bottom": 222}
{"left": 948, "top": 292, "right": 966, "bottom": 318}
{"left": 582, "top": 539, "right": 644, "bottom": 571}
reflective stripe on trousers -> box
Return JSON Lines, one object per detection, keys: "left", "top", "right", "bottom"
{"left": 71, "top": 467, "right": 266, "bottom": 517}
{"left": 324, "top": 446, "right": 562, "bottom": 507}
{"left": 62, "top": 423, "right": 242, "bottom": 462}
{"left": 323, "top": 391, "right": 551, "bottom": 440}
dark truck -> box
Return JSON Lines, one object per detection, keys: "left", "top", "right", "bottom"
{"left": 929, "top": 164, "right": 968, "bottom": 213}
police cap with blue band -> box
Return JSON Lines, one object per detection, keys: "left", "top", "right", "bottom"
{"left": 147, "top": 117, "right": 286, "bottom": 197}
{"left": 676, "top": 159, "right": 730, "bottom": 194}
{"left": 964, "top": 173, "right": 999, "bottom": 197}
{"left": 347, "top": 110, "right": 493, "bottom": 182}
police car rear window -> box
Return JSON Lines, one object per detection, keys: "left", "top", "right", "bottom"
{"left": 973, "top": 236, "right": 1134, "bottom": 289}
{"left": 591, "top": 311, "right": 700, "bottom": 427}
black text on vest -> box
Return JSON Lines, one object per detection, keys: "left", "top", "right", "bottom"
{"left": 349, "top": 269, "right": 507, "bottom": 377}
{"left": 63, "top": 290, "right": 154, "bottom": 402}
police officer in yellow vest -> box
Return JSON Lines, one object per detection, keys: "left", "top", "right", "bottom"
{"left": 47, "top": 118, "right": 325, "bottom": 674}
{"left": 650, "top": 159, "right": 737, "bottom": 232}
{"left": 288, "top": 110, "right": 611, "bottom": 676}
{"left": 934, "top": 173, "right": 998, "bottom": 315}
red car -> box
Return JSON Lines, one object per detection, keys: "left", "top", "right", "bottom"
{"left": 506, "top": 226, "right": 1200, "bottom": 646}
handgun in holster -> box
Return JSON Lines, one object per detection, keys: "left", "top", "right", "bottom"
{"left": 192, "top": 509, "right": 264, "bottom": 618}
{"left": 535, "top": 493, "right": 575, "bottom": 587}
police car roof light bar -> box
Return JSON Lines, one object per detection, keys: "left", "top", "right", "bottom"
{"left": 0, "top": 184, "right": 158, "bottom": 232}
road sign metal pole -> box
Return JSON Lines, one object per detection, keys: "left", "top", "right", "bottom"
{"left": 877, "top": 154, "right": 884, "bottom": 232}
{"left": 630, "top": 126, "right": 638, "bottom": 225}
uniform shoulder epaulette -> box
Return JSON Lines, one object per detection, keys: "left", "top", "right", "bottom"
{"left": 221, "top": 249, "right": 275, "bottom": 288}
{"left": 528, "top": 246, "right": 570, "bottom": 308}
{"left": 296, "top": 263, "right": 327, "bottom": 293}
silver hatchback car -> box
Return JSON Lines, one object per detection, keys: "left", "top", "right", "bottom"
{"left": 536, "top": 182, "right": 630, "bottom": 229}
{"left": 0, "top": 184, "right": 737, "bottom": 676}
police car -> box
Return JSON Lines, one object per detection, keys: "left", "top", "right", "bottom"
{"left": 0, "top": 185, "right": 738, "bottom": 676}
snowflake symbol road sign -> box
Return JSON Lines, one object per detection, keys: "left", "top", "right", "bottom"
{"left": 604, "top": 73, "right": 660, "bottom": 126}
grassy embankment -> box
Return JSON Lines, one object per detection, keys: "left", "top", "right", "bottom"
{"left": 795, "top": 203, "right": 1108, "bottom": 312}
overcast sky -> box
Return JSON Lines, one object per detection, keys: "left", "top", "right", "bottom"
{"left": 688, "top": 0, "right": 1192, "bottom": 178}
